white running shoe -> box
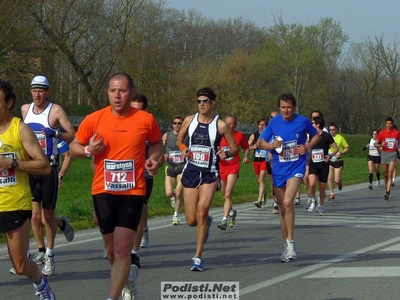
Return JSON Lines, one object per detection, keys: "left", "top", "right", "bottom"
{"left": 59, "top": 215, "right": 75, "bottom": 242}
{"left": 285, "top": 240, "right": 297, "bottom": 261}
{"left": 172, "top": 215, "right": 180, "bottom": 225}
{"left": 280, "top": 243, "right": 288, "bottom": 263}
{"left": 140, "top": 227, "right": 149, "bottom": 248}
{"left": 307, "top": 200, "right": 316, "bottom": 213}
{"left": 9, "top": 267, "right": 16, "bottom": 275}
{"left": 34, "top": 274, "right": 55, "bottom": 300}
{"left": 375, "top": 180, "right": 380, "bottom": 187}
{"left": 121, "top": 264, "right": 139, "bottom": 300}
{"left": 42, "top": 254, "right": 55, "bottom": 277}
{"left": 33, "top": 252, "right": 45, "bottom": 265}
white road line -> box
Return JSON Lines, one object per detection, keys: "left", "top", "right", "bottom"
{"left": 304, "top": 266, "right": 400, "bottom": 278}
{"left": 239, "top": 236, "right": 400, "bottom": 296}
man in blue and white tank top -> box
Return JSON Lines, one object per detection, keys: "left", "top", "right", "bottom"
{"left": 176, "top": 87, "right": 239, "bottom": 272}
{"left": 20, "top": 75, "right": 76, "bottom": 276}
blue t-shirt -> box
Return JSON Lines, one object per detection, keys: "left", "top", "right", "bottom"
{"left": 260, "top": 114, "right": 317, "bottom": 176}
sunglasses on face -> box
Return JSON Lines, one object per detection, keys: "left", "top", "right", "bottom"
{"left": 196, "top": 98, "right": 212, "bottom": 104}
{"left": 173, "top": 122, "right": 182, "bottom": 125}
{"left": 329, "top": 129, "right": 336, "bottom": 131}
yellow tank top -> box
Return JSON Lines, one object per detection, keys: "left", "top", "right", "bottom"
{"left": 0, "top": 117, "right": 32, "bottom": 211}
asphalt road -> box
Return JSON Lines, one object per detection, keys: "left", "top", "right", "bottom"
{"left": 1, "top": 180, "right": 400, "bottom": 300}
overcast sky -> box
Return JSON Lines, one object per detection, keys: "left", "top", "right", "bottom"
{"left": 166, "top": 0, "right": 400, "bottom": 50}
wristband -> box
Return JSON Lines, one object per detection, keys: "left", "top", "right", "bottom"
{"left": 179, "top": 144, "right": 188, "bottom": 151}
{"left": 84, "top": 145, "right": 93, "bottom": 157}
{"left": 224, "top": 149, "right": 232, "bottom": 158}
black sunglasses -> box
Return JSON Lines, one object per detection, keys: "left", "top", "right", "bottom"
{"left": 197, "top": 98, "right": 212, "bottom": 104}
{"left": 173, "top": 122, "right": 182, "bottom": 125}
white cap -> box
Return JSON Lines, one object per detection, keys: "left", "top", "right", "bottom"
{"left": 30, "top": 75, "right": 49, "bottom": 90}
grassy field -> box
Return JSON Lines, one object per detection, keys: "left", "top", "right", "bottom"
{"left": 0, "top": 134, "right": 375, "bottom": 241}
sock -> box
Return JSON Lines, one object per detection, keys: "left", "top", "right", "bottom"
{"left": 131, "top": 250, "right": 138, "bottom": 255}
{"left": 173, "top": 212, "right": 178, "bottom": 217}
{"left": 377, "top": 173, "right": 380, "bottom": 181}
{"left": 131, "top": 252, "right": 139, "bottom": 265}
{"left": 46, "top": 248, "right": 54, "bottom": 257}
{"left": 33, "top": 274, "right": 45, "bottom": 290}
{"left": 222, "top": 217, "right": 227, "bottom": 221}
{"left": 38, "top": 247, "right": 45, "bottom": 253}
{"left": 369, "top": 173, "right": 373, "bottom": 184}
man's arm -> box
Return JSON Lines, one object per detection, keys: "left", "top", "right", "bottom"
{"left": 53, "top": 104, "right": 76, "bottom": 143}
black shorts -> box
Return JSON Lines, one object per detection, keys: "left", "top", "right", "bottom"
{"left": 181, "top": 168, "right": 220, "bottom": 190}
{"left": 309, "top": 162, "right": 329, "bottom": 183}
{"left": 93, "top": 193, "right": 145, "bottom": 234}
{"left": 144, "top": 177, "right": 153, "bottom": 205}
{"left": 30, "top": 165, "right": 58, "bottom": 210}
{"left": 367, "top": 155, "right": 381, "bottom": 164}
{"left": 165, "top": 164, "right": 184, "bottom": 178}
{"left": 329, "top": 160, "right": 344, "bottom": 169}
{"left": 0, "top": 210, "right": 32, "bottom": 233}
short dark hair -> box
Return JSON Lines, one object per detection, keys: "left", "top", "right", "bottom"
{"left": 109, "top": 72, "right": 136, "bottom": 89}
{"left": 329, "top": 122, "right": 338, "bottom": 129}
{"left": 312, "top": 116, "right": 325, "bottom": 129}
{"left": 0, "top": 79, "right": 15, "bottom": 109}
{"left": 257, "top": 118, "right": 267, "bottom": 125}
{"left": 132, "top": 94, "right": 148, "bottom": 109}
{"left": 278, "top": 93, "right": 296, "bottom": 107}
{"left": 197, "top": 87, "right": 216, "bottom": 100}
{"left": 311, "top": 110, "right": 324, "bottom": 120}
{"left": 385, "top": 117, "right": 394, "bottom": 123}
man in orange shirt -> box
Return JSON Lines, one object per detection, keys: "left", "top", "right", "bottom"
{"left": 70, "top": 72, "right": 163, "bottom": 300}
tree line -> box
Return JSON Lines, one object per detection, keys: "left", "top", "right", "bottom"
{"left": 1, "top": 0, "right": 399, "bottom": 134}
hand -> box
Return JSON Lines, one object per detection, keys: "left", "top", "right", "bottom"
{"left": 362, "top": 147, "right": 367, "bottom": 151}
{"left": 42, "top": 127, "right": 56, "bottom": 138}
{"left": 88, "top": 132, "right": 105, "bottom": 154}
{"left": 145, "top": 158, "right": 159, "bottom": 176}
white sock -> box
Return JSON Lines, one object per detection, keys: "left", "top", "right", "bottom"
{"left": 173, "top": 212, "right": 178, "bottom": 217}
{"left": 46, "top": 248, "right": 54, "bottom": 256}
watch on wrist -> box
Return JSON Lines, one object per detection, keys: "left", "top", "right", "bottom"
{"left": 11, "top": 158, "right": 18, "bottom": 169}
{"left": 58, "top": 175, "right": 64, "bottom": 180}
{"left": 55, "top": 130, "right": 62, "bottom": 138}
{"left": 84, "top": 145, "right": 93, "bottom": 157}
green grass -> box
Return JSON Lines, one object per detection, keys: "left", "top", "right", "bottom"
{"left": 0, "top": 133, "right": 374, "bottom": 242}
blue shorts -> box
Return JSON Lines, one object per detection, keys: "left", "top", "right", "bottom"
{"left": 273, "top": 170, "right": 304, "bottom": 188}
{"left": 181, "top": 168, "right": 220, "bottom": 189}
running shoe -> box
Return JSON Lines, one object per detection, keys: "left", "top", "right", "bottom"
{"left": 170, "top": 196, "right": 176, "bottom": 208}
{"left": 102, "top": 246, "right": 108, "bottom": 259}
{"left": 305, "top": 198, "right": 312, "bottom": 209}
{"left": 191, "top": 256, "right": 203, "bottom": 271}
{"left": 261, "top": 191, "right": 267, "bottom": 205}
{"left": 318, "top": 206, "right": 324, "bottom": 216}
{"left": 368, "top": 184, "right": 373, "bottom": 190}
{"left": 307, "top": 200, "right": 316, "bottom": 213}
{"left": 272, "top": 204, "right": 279, "bottom": 214}
{"left": 205, "top": 215, "right": 213, "bottom": 242}
{"left": 229, "top": 210, "right": 237, "bottom": 228}
{"left": 140, "top": 227, "right": 149, "bottom": 248}
{"left": 338, "top": 182, "right": 343, "bottom": 191}
{"left": 329, "top": 194, "right": 335, "bottom": 201}
{"left": 285, "top": 240, "right": 297, "bottom": 261}
{"left": 131, "top": 253, "right": 141, "bottom": 268}
{"left": 33, "top": 252, "right": 45, "bottom": 265}
{"left": 121, "top": 264, "right": 139, "bottom": 300}
{"left": 172, "top": 215, "right": 180, "bottom": 225}
{"left": 9, "top": 267, "right": 16, "bottom": 275}
{"left": 59, "top": 215, "right": 75, "bottom": 242}
{"left": 217, "top": 219, "right": 227, "bottom": 230}
{"left": 375, "top": 180, "right": 380, "bottom": 187}
{"left": 280, "top": 243, "right": 288, "bottom": 263}
{"left": 42, "top": 254, "right": 55, "bottom": 277}
{"left": 294, "top": 197, "right": 301, "bottom": 205}
{"left": 384, "top": 192, "right": 390, "bottom": 200}
{"left": 254, "top": 198, "right": 262, "bottom": 208}
{"left": 34, "top": 274, "right": 55, "bottom": 300}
